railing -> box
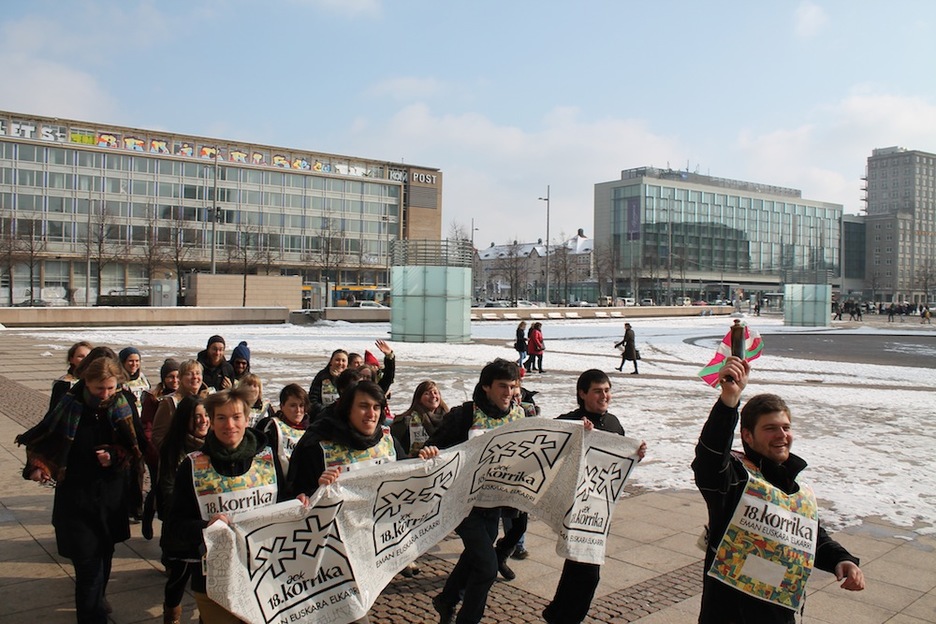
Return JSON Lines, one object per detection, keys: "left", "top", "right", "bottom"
{"left": 390, "top": 239, "right": 474, "bottom": 267}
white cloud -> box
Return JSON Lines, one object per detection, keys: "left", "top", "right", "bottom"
{"left": 734, "top": 89, "right": 936, "bottom": 213}
{"left": 794, "top": 1, "right": 829, "bottom": 38}
{"left": 0, "top": 53, "right": 117, "bottom": 121}
{"left": 343, "top": 103, "right": 686, "bottom": 244}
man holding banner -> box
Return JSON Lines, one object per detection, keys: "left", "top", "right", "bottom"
{"left": 426, "top": 358, "right": 525, "bottom": 624}
{"left": 692, "top": 356, "right": 865, "bottom": 623}
{"left": 543, "top": 369, "right": 646, "bottom": 624}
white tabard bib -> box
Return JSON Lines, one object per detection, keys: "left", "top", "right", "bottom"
{"left": 708, "top": 453, "right": 819, "bottom": 612}
{"left": 320, "top": 426, "right": 396, "bottom": 473}
{"left": 468, "top": 404, "right": 526, "bottom": 439}
{"left": 189, "top": 447, "right": 278, "bottom": 521}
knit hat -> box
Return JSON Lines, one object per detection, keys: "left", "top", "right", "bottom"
{"left": 160, "top": 358, "right": 180, "bottom": 382}
{"left": 118, "top": 346, "right": 141, "bottom": 362}
{"left": 206, "top": 335, "right": 225, "bottom": 348}
{"left": 231, "top": 341, "right": 250, "bottom": 363}
{"left": 363, "top": 350, "right": 380, "bottom": 367}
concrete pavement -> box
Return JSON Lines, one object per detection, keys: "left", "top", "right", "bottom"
{"left": 1, "top": 330, "right": 934, "bottom": 623}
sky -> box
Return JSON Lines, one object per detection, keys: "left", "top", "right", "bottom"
{"left": 3, "top": 0, "right": 936, "bottom": 246}
{"left": 18, "top": 315, "right": 936, "bottom": 536}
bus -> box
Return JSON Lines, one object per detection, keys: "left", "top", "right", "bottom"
{"left": 332, "top": 286, "right": 391, "bottom": 307}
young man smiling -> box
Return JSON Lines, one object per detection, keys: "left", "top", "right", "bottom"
{"left": 692, "top": 356, "right": 865, "bottom": 623}
{"left": 426, "top": 358, "right": 525, "bottom": 624}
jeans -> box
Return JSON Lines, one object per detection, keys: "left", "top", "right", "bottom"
{"left": 438, "top": 507, "right": 500, "bottom": 624}
{"left": 72, "top": 554, "right": 113, "bottom": 624}
{"left": 516, "top": 350, "right": 526, "bottom": 367}
{"left": 544, "top": 559, "right": 601, "bottom": 624}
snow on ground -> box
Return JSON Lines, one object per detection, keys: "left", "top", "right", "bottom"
{"left": 15, "top": 315, "right": 936, "bottom": 535}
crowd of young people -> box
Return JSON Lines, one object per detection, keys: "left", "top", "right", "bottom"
{"left": 15, "top": 331, "right": 866, "bottom": 624}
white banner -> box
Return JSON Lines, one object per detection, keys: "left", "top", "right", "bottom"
{"left": 204, "top": 418, "right": 641, "bottom": 624}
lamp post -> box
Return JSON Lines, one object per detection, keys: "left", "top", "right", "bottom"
{"left": 538, "top": 186, "right": 550, "bottom": 305}
{"left": 209, "top": 155, "right": 219, "bottom": 274}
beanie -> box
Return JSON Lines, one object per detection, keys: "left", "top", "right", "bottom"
{"left": 207, "top": 335, "right": 225, "bottom": 349}
{"left": 364, "top": 350, "right": 380, "bottom": 367}
{"left": 118, "top": 346, "right": 140, "bottom": 362}
{"left": 160, "top": 358, "right": 180, "bottom": 382}
{"left": 231, "top": 341, "right": 251, "bottom": 363}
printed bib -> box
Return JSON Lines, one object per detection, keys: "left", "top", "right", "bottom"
{"left": 468, "top": 404, "right": 526, "bottom": 439}
{"left": 321, "top": 427, "right": 396, "bottom": 473}
{"left": 707, "top": 454, "right": 818, "bottom": 611}
{"left": 321, "top": 379, "right": 339, "bottom": 406}
{"left": 190, "top": 448, "right": 278, "bottom": 521}
{"left": 272, "top": 417, "right": 305, "bottom": 474}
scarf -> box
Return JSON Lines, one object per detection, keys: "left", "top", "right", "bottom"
{"left": 15, "top": 380, "right": 141, "bottom": 483}
{"left": 202, "top": 429, "right": 259, "bottom": 463}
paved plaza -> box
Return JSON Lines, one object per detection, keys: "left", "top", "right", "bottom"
{"left": 1, "top": 326, "right": 935, "bottom": 623}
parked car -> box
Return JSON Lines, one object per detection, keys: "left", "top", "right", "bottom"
{"left": 13, "top": 298, "right": 51, "bottom": 307}
{"left": 640, "top": 298, "right": 655, "bottom": 306}
{"left": 483, "top": 300, "right": 511, "bottom": 308}
{"left": 620, "top": 297, "right": 636, "bottom": 307}
{"left": 675, "top": 297, "right": 692, "bottom": 306}
{"left": 573, "top": 300, "right": 597, "bottom": 307}
{"left": 691, "top": 300, "right": 709, "bottom": 306}
{"left": 351, "top": 301, "right": 388, "bottom": 308}
{"left": 514, "top": 300, "right": 538, "bottom": 307}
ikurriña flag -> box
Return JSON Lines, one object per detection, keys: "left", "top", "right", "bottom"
{"left": 697, "top": 322, "right": 764, "bottom": 387}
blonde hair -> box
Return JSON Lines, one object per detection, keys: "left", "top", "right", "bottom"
{"left": 238, "top": 373, "right": 262, "bottom": 393}
{"left": 179, "top": 359, "right": 203, "bottom": 376}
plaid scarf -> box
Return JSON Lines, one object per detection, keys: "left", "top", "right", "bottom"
{"left": 15, "top": 380, "right": 141, "bottom": 483}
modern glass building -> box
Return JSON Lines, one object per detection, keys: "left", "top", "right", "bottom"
{"left": 0, "top": 110, "right": 442, "bottom": 305}
{"left": 595, "top": 167, "right": 843, "bottom": 304}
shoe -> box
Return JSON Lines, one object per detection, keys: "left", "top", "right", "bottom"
{"left": 630, "top": 371, "right": 639, "bottom": 375}
{"left": 400, "top": 562, "right": 421, "bottom": 578}
{"left": 538, "top": 370, "right": 545, "bottom": 374}
{"left": 616, "top": 366, "right": 623, "bottom": 371}
{"left": 497, "top": 555, "right": 516, "bottom": 581}
{"left": 542, "top": 607, "right": 558, "bottom": 624}
{"left": 432, "top": 594, "right": 455, "bottom": 624}
{"left": 511, "top": 546, "right": 529, "bottom": 560}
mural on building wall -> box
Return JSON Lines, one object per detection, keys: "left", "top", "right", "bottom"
{"left": 0, "top": 113, "right": 397, "bottom": 183}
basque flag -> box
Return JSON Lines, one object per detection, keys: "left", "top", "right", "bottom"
{"left": 697, "top": 322, "right": 764, "bottom": 387}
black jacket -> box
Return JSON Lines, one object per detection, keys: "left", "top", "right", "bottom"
{"left": 287, "top": 410, "right": 405, "bottom": 498}
{"left": 196, "top": 349, "right": 235, "bottom": 391}
{"left": 426, "top": 383, "right": 514, "bottom": 449}
{"left": 557, "top": 406, "right": 625, "bottom": 435}
{"left": 692, "top": 399, "right": 859, "bottom": 623}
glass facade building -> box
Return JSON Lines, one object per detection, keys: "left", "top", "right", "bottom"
{"left": 595, "top": 167, "right": 843, "bottom": 303}
{"left": 0, "top": 111, "right": 442, "bottom": 305}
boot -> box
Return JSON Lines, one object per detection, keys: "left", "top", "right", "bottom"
{"left": 495, "top": 540, "right": 516, "bottom": 581}
{"left": 163, "top": 605, "right": 182, "bottom": 624}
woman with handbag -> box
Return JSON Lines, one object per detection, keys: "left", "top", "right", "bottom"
{"left": 614, "top": 322, "right": 639, "bottom": 374}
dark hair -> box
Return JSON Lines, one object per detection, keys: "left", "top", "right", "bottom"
{"left": 337, "top": 380, "right": 387, "bottom": 421}
{"left": 336, "top": 368, "right": 364, "bottom": 395}
{"left": 204, "top": 386, "right": 251, "bottom": 420}
{"left": 279, "top": 383, "right": 308, "bottom": 406}
{"left": 160, "top": 395, "right": 206, "bottom": 468}
{"left": 479, "top": 358, "right": 521, "bottom": 387}
{"left": 75, "top": 346, "right": 118, "bottom": 379}
{"left": 66, "top": 341, "right": 93, "bottom": 374}
{"left": 329, "top": 349, "right": 348, "bottom": 361}
{"left": 740, "top": 394, "right": 791, "bottom": 432}
{"left": 575, "top": 369, "right": 611, "bottom": 408}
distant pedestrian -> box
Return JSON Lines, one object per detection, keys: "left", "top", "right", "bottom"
{"left": 514, "top": 321, "right": 527, "bottom": 367}
{"left": 614, "top": 323, "right": 639, "bottom": 374}
{"left": 524, "top": 322, "right": 545, "bottom": 373}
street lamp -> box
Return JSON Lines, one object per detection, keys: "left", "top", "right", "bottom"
{"left": 209, "top": 155, "right": 220, "bottom": 274}
{"left": 470, "top": 217, "right": 479, "bottom": 248}
{"left": 538, "top": 186, "right": 550, "bottom": 305}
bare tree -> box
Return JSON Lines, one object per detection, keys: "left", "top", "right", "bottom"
{"left": 550, "top": 232, "right": 572, "bottom": 304}
{"left": 18, "top": 218, "right": 47, "bottom": 303}
{"left": 592, "top": 241, "right": 615, "bottom": 300}
{"left": 0, "top": 213, "right": 20, "bottom": 305}
{"left": 491, "top": 239, "right": 530, "bottom": 303}
{"left": 135, "top": 204, "right": 170, "bottom": 290}
{"left": 88, "top": 201, "right": 120, "bottom": 299}
{"left": 303, "top": 213, "right": 346, "bottom": 307}
{"left": 916, "top": 259, "right": 936, "bottom": 304}
{"left": 226, "top": 222, "right": 271, "bottom": 307}
{"left": 168, "top": 209, "right": 198, "bottom": 300}
{"left": 448, "top": 221, "right": 470, "bottom": 242}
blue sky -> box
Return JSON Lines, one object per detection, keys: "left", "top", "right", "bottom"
{"left": 3, "top": 0, "right": 936, "bottom": 247}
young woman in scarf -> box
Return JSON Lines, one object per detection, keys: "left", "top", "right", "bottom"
{"left": 17, "top": 355, "right": 142, "bottom": 624}
{"left": 390, "top": 380, "right": 449, "bottom": 458}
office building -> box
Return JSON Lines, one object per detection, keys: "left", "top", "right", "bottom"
{"left": 0, "top": 110, "right": 442, "bottom": 305}
{"left": 863, "top": 146, "right": 936, "bottom": 304}
{"left": 595, "top": 167, "right": 843, "bottom": 304}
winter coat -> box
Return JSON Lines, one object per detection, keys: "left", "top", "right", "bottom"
{"left": 527, "top": 328, "right": 545, "bottom": 356}
{"left": 692, "top": 399, "right": 859, "bottom": 623}
{"left": 196, "top": 349, "right": 235, "bottom": 391}
{"left": 615, "top": 328, "right": 637, "bottom": 361}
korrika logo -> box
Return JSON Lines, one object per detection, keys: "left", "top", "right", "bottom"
{"left": 471, "top": 428, "right": 570, "bottom": 496}
{"left": 563, "top": 446, "right": 635, "bottom": 536}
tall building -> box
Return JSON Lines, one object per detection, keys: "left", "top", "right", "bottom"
{"left": 595, "top": 167, "right": 843, "bottom": 304}
{"left": 0, "top": 111, "right": 442, "bottom": 305}
{"left": 862, "top": 146, "right": 936, "bottom": 304}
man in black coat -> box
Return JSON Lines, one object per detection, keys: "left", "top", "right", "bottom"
{"left": 196, "top": 335, "right": 234, "bottom": 391}
{"left": 425, "top": 358, "right": 525, "bottom": 624}
{"left": 543, "top": 369, "right": 646, "bottom": 624}
{"left": 692, "top": 356, "right": 865, "bottom": 623}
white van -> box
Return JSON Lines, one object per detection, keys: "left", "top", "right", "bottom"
{"left": 621, "top": 297, "right": 636, "bottom": 307}
{"left": 675, "top": 297, "right": 691, "bottom": 306}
